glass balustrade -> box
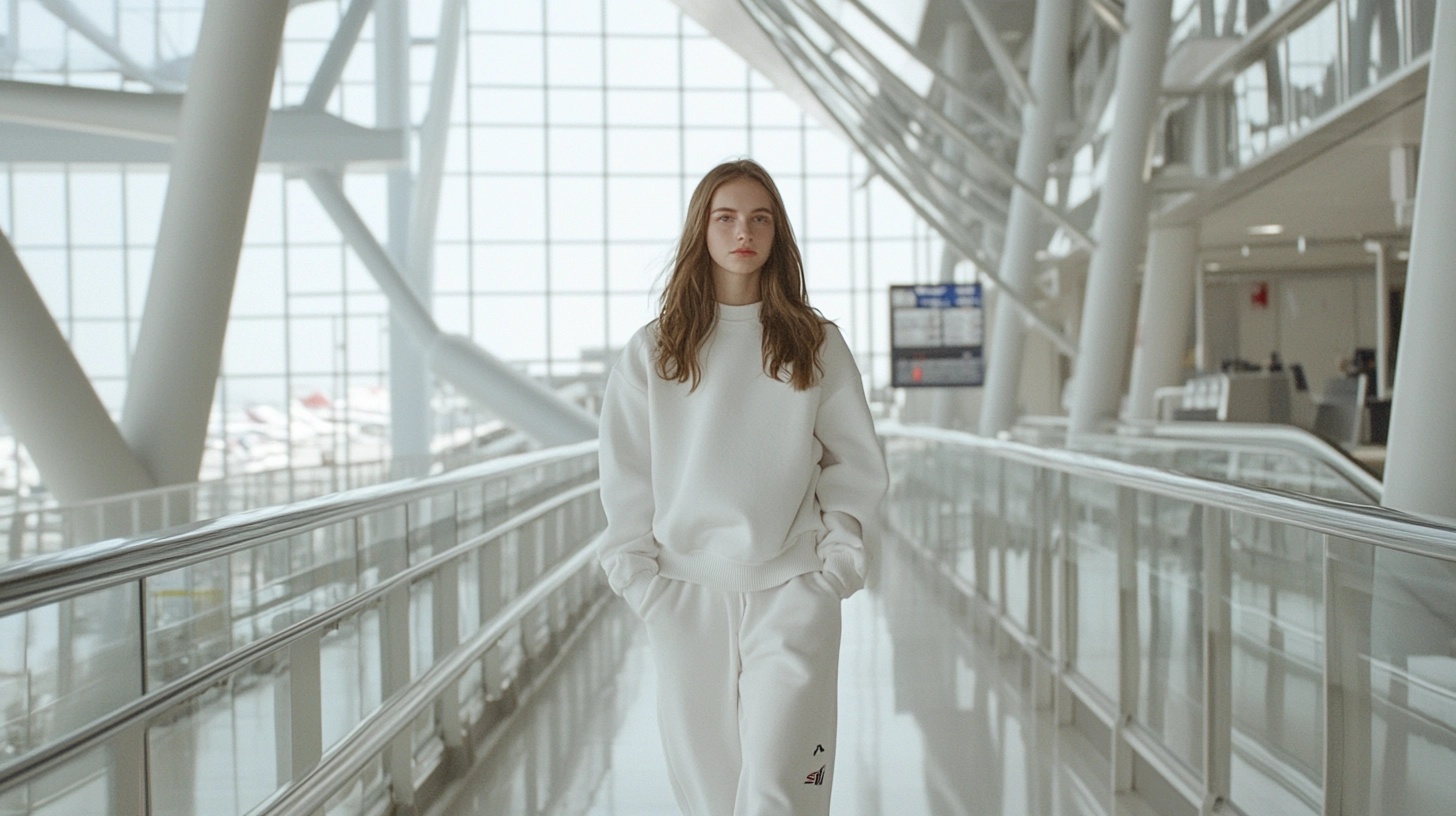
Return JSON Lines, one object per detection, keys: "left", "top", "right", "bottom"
{"left": 882, "top": 425, "right": 1456, "bottom": 816}
{"left": 0, "top": 444, "right": 602, "bottom": 816}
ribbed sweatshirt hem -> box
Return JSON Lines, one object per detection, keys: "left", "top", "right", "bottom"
{"left": 655, "top": 532, "right": 823, "bottom": 593}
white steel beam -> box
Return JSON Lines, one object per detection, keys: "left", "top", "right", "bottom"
{"left": 837, "top": 0, "right": 1021, "bottom": 136}
{"left": 746, "top": 0, "right": 1078, "bottom": 358}
{"left": 1384, "top": 0, "right": 1456, "bottom": 521}
{"left": 375, "top": 0, "right": 430, "bottom": 469}
{"left": 33, "top": 0, "right": 177, "bottom": 89}
{"left": 119, "top": 0, "right": 291, "bottom": 485}
{"left": 1067, "top": 0, "right": 1174, "bottom": 435}
{"left": 980, "top": 0, "right": 1077, "bottom": 436}
{"left": 302, "top": 0, "right": 376, "bottom": 111}
{"left": 1124, "top": 224, "right": 1199, "bottom": 421}
{"left": 304, "top": 172, "right": 598, "bottom": 446}
{"left": 952, "top": 0, "right": 1037, "bottom": 107}
{"left": 0, "top": 81, "right": 405, "bottom": 165}
{"left": 0, "top": 227, "right": 156, "bottom": 502}
{"left": 406, "top": 0, "right": 467, "bottom": 315}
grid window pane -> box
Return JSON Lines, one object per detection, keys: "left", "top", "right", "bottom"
{"left": 472, "top": 177, "right": 547, "bottom": 241}
{"left": 547, "top": 35, "right": 603, "bottom": 86}
{"left": 470, "top": 34, "right": 545, "bottom": 85}
{"left": 607, "top": 89, "right": 680, "bottom": 126}
{"left": 471, "top": 126, "right": 547, "bottom": 174}
{"left": 549, "top": 176, "right": 606, "bottom": 241}
{"left": 548, "top": 127, "right": 606, "bottom": 173}
{"left": 606, "top": 36, "right": 678, "bottom": 86}
{"left": 608, "top": 128, "right": 680, "bottom": 174}
{"left": 470, "top": 88, "right": 546, "bottom": 124}
{"left": 606, "top": 177, "right": 680, "bottom": 241}
{"left": 549, "top": 243, "right": 607, "bottom": 291}
{"left": 471, "top": 244, "right": 548, "bottom": 293}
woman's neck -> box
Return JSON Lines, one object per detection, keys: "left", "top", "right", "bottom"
{"left": 712, "top": 270, "right": 761, "bottom": 305}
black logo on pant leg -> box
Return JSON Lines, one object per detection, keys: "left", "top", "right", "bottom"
{"left": 813, "top": 744, "right": 825, "bottom": 755}
{"left": 804, "top": 765, "right": 825, "bottom": 785}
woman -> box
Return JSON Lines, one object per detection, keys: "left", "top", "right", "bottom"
{"left": 596, "top": 158, "right": 888, "bottom": 815}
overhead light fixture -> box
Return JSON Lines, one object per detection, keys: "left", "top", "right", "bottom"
{"left": 1247, "top": 223, "right": 1284, "bottom": 236}
{"left": 1396, "top": 249, "right": 1410, "bottom": 261}
{"left": 1296, "top": 235, "right": 1307, "bottom": 254}
{"left": 1205, "top": 262, "right": 1222, "bottom": 272}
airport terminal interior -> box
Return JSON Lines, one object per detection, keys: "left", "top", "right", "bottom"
{"left": 1, "top": 0, "right": 1454, "bottom": 813}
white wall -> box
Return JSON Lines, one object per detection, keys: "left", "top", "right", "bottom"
{"left": 1204, "top": 268, "right": 1380, "bottom": 387}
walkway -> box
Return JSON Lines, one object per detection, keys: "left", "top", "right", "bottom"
{"left": 441, "top": 542, "right": 1163, "bottom": 815}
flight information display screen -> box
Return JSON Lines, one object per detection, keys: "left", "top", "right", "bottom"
{"left": 889, "top": 283, "right": 984, "bottom": 388}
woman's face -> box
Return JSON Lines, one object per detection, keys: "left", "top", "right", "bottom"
{"left": 705, "top": 177, "right": 775, "bottom": 296}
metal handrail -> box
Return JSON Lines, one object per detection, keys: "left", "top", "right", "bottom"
{"left": 0, "top": 440, "right": 597, "bottom": 616}
{"left": 0, "top": 478, "right": 599, "bottom": 792}
{"left": 882, "top": 422, "right": 1455, "bottom": 561}
{"left": 259, "top": 523, "right": 599, "bottom": 816}
{"left": 1013, "top": 414, "right": 1384, "bottom": 501}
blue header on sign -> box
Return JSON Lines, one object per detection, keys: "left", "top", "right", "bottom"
{"left": 909, "top": 283, "right": 981, "bottom": 308}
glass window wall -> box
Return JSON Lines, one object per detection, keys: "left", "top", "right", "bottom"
{"left": 1214, "top": 0, "right": 1435, "bottom": 174}
{"left": 0, "top": 0, "right": 933, "bottom": 500}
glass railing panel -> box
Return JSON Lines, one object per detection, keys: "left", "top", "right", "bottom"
{"left": 1368, "top": 548, "right": 1456, "bottom": 814}
{"left": 0, "top": 584, "right": 143, "bottom": 756}
{"left": 357, "top": 507, "right": 407, "bottom": 588}
{"left": 1067, "top": 474, "right": 1121, "bottom": 702}
{"left": 149, "top": 559, "right": 230, "bottom": 685}
{"left": 1287, "top": 2, "right": 1341, "bottom": 124}
{"left": 1347, "top": 0, "right": 1407, "bottom": 93}
{"left": 147, "top": 655, "right": 283, "bottom": 816}
{"left": 408, "top": 494, "right": 457, "bottom": 565}
{"left": 319, "top": 610, "right": 380, "bottom": 751}
{"left": 1136, "top": 494, "right": 1206, "bottom": 774}
{"left": 410, "top": 579, "right": 435, "bottom": 683}
{"left": 0, "top": 741, "right": 111, "bottom": 815}
{"left": 1227, "top": 516, "right": 1324, "bottom": 816}
{"left": 1002, "top": 459, "right": 1037, "bottom": 632}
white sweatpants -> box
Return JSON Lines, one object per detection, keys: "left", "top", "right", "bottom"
{"left": 636, "top": 572, "right": 843, "bottom": 816}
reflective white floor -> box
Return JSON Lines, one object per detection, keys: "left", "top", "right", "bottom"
{"left": 443, "top": 544, "right": 1165, "bottom": 816}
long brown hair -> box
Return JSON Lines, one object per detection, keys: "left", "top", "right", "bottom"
{"left": 655, "top": 159, "right": 826, "bottom": 391}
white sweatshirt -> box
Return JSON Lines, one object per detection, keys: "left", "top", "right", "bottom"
{"left": 596, "top": 301, "right": 889, "bottom": 608}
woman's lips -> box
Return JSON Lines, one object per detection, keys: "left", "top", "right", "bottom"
{"left": 731, "top": 249, "right": 756, "bottom": 256}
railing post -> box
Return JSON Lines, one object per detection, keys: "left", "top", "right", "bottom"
{"left": 112, "top": 720, "right": 148, "bottom": 816}
{"left": 1056, "top": 470, "right": 1076, "bottom": 726}
{"left": 1032, "top": 466, "right": 1056, "bottom": 709}
{"left": 1322, "top": 534, "right": 1372, "bottom": 816}
{"left": 1113, "top": 486, "right": 1140, "bottom": 793}
{"left": 276, "top": 631, "right": 323, "bottom": 782}
{"left": 434, "top": 559, "right": 464, "bottom": 751}
{"left": 381, "top": 582, "right": 414, "bottom": 810}
{"left": 1201, "top": 506, "right": 1231, "bottom": 815}
{"left": 479, "top": 538, "right": 504, "bottom": 698}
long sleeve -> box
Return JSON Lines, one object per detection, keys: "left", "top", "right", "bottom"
{"left": 812, "top": 328, "right": 889, "bottom": 598}
{"left": 596, "top": 330, "right": 660, "bottom": 607}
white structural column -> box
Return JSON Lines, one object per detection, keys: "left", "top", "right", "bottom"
{"left": 978, "top": 0, "right": 1076, "bottom": 436}
{"left": 1125, "top": 224, "right": 1199, "bottom": 421}
{"left": 926, "top": 21, "right": 976, "bottom": 430}
{"left": 376, "top": 0, "right": 432, "bottom": 470}
{"left": 0, "top": 229, "right": 156, "bottom": 501}
{"left": 1384, "top": 0, "right": 1456, "bottom": 521}
{"left": 1371, "top": 4, "right": 1456, "bottom": 777}
{"left": 1067, "top": 0, "right": 1174, "bottom": 435}
{"left": 119, "top": 0, "right": 290, "bottom": 485}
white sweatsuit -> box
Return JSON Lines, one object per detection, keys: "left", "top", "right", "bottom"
{"left": 596, "top": 301, "right": 888, "bottom": 816}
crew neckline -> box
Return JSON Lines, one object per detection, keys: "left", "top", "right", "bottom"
{"left": 717, "top": 301, "right": 762, "bottom": 323}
